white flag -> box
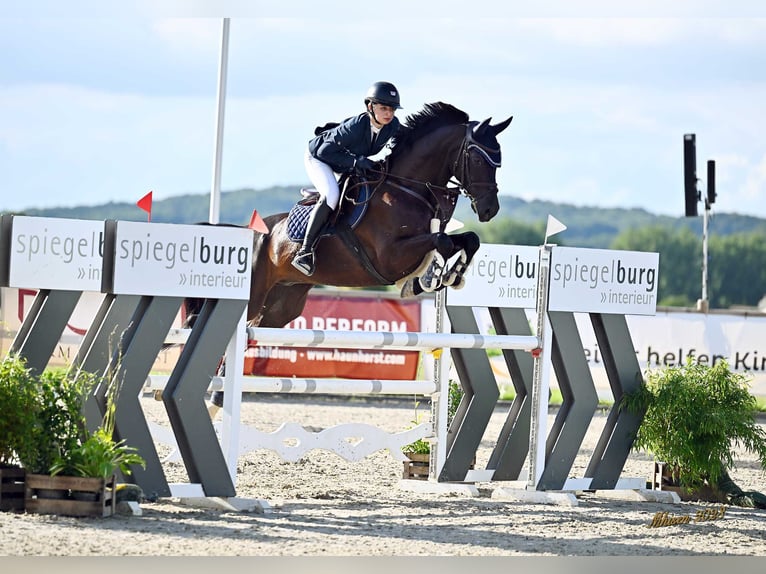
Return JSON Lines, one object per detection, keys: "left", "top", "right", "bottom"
{"left": 545, "top": 214, "right": 567, "bottom": 242}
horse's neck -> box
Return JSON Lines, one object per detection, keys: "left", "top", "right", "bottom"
{"left": 385, "top": 125, "right": 463, "bottom": 221}
{"left": 393, "top": 125, "right": 462, "bottom": 185}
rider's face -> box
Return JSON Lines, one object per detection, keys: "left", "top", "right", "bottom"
{"left": 369, "top": 103, "right": 396, "bottom": 126}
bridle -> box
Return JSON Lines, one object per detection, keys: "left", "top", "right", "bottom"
{"left": 450, "top": 122, "right": 501, "bottom": 213}
{"left": 361, "top": 122, "right": 501, "bottom": 225}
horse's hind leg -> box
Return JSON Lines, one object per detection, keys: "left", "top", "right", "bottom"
{"left": 257, "top": 283, "right": 313, "bottom": 328}
{"left": 208, "top": 283, "right": 313, "bottom": 415}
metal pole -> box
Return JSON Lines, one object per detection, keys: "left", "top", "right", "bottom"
{"left": 702, "top": 201, "right": 709, "bottom": 303}
{"left": 528, "top": 244, "right": 552, "bottom": 489}
{"left": 429, "top": 286, "right": 449, "bottom": 481}
{"left": 697, "top": 196, "right": 709, "bottom": 312}
{"left": 209, "top": 18, "right": 230, "bottom": 225}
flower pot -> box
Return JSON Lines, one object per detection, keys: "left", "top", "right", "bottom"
{"left": 403, "top": 452, "right": 431, "bottom": 480}
{"left": 25, "top": 473, "right": 116, "bottom": 517}
{"left": 650, "top": 462, "right": 728, "bottom": 503}
{"left": 402, "top": 453, "right": 476, "bottom": 481}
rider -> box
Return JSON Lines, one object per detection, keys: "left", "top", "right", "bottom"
{"left": 291, "top": 81, "right": 403, "bottom": 276}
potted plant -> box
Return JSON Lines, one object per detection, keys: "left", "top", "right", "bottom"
{"left": 402, "top": 380, "right": 465, "bottom": 479}
{"left": 1, "top": 354, "right": 146, "bottom": 515}
{"left": 620, "top": 359, "right": 766, "bottom": 508}
{"left": 48, "top": 370, "right": 145, "bottom": 482}
{"left": 0, "top": 354, "right": 38, "bottom": 510}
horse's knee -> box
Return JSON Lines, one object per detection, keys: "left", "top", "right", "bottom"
{"left": 462, "top": 232, "right": 480, "bottom": 256}
{"left": 434, "top": 232, "right": 454, "bottom": 257}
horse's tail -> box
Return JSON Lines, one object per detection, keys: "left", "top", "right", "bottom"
{"left": 161, "top": 297, "right": 205, "bottom": 350}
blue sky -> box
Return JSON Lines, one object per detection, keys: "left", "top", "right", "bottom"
{"left": 2, "top": 2, "right": 766, "bottom": 221}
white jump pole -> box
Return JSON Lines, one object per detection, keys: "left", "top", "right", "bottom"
{"left": 527, "top": 244, "right": 553, "bottom": 488}
{"left": 245, "top": 327, "right": 539, "bottom": 352}
{"left": 145, "top": 375, "right": 438, "bottom": 396}
{"left": 429, "top": 286, "right": 450, "bottom": 480}
{"left": 527, "top": 215, "right": 566, "bottom": 488}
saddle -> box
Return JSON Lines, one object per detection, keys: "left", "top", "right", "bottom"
{"left": 286, "top": 174, "right": 392, "bottom": 284}
{"left": 286, "top": 174, "right": 372, "bottom": 242}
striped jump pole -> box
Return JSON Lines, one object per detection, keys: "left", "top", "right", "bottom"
{"left": 245, "top": 326, "right": 540, "bottom": 352}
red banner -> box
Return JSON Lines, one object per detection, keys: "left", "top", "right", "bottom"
{"left": 244, "top": 292, "right": 421, "bottom": 379}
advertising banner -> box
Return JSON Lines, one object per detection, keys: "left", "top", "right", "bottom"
{"left": 549, "top": 246, "right": 659, "bottom": 315}
{"left": 483, "top": 308, "right": 766, "bottom": 397}
{"left": 244, "top": 292, "right": 422, "bottom": 380}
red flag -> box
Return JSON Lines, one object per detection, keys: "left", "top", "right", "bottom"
{"left": 137, "top": 191, "right": 153, "bottom": 221}
{"left": 248, "top": 209, "right": 269, "bottom": 233}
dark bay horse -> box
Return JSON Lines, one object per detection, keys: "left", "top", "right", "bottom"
{"left": 182, "top": 103, "right": 512, "bottom": 410}
{"left": 185, "top": 102, "right": 513, "bottom": 415}
{"left": 243, "top": 102, "right": 512, "bottom": 332}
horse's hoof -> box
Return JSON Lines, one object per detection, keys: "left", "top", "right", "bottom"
{"left": 419, "top": 275, "right": 442, "bottom": 293}
{"left": 400, "top": 279, "right": 416, "bottom": 298}
{"left": 210, "top": 390, "right": 224, "bottom": 407}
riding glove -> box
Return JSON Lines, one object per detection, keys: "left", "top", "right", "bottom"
{"left": 354, "top": 157, "right": 375, "bottom": 172}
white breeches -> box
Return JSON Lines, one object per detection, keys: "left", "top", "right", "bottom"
{"left": 304, "top": 149, "right": 340, "bottom": 209}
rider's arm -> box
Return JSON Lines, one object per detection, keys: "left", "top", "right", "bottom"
{"left": 310, "top": 114, "right": 370, "bottom": 173}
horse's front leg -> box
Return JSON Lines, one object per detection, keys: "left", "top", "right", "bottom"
{"left": 397, "top": 232, "right": 460, "bottom": 297}
{"left": 441, "top": 231, "right": 481, "bottom": 289}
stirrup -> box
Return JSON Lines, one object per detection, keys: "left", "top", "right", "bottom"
{"left": 291, "top": 250, "right": 315, "bottom": 276}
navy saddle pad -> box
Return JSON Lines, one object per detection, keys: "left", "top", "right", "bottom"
{"left": 286, "top": 185, "right": 371, "bottom": 242}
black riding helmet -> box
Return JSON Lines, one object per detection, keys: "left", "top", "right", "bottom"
{"left": 364, "top": 81, "right": 402, "bottom": 109}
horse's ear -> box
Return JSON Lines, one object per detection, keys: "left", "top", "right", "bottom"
{"left": 473, "top": 118, "right": 492, "bottom": 137}
{"left": 491, "top": 116, "right": 513, "bottom": 135}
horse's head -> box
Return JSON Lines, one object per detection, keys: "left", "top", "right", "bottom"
{"left": 454, "top": 116, "right": 513, "bottom": 222}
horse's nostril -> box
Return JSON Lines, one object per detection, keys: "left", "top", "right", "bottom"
{"left": 479, "top": 203, "right": 499, "bottom": 222}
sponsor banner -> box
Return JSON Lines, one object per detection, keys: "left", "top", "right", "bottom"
{"left": 108, "top": 220, "right": 253, "bottom": 299}
{"left": 7, "top": 216, "right": 104, "bottom": 291}
{"left": 549, "top": 246, "right": 659, "bottom": 315}
{"left": 245, "top": 292, "right": 422, "bottom": 380}
{"left": 483, "top": 308, "right": 766, "bottom": 396}
{"left": 447, "top": 243, "right": 538, "bottom": 309}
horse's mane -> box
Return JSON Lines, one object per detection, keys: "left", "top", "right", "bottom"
{"left": 389, "top": 102, "right": 469, "bottom": 160}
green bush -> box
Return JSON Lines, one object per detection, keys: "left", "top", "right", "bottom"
{"left": 621, "top": 359, "right": 766, "bottom": 490}
{"left": 1, "top": 354, "right": 145, "bottom": 479}
{"left": 403, "top": 380, "right": 463, "bottom": 454}
{"left": 18, "top": 367, "right": 97, "bottom": 475}
{"left": 0, "top": 355, "right": 39, "bottom": 467}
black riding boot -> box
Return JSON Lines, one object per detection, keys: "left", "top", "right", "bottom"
{"left": 291, "top": 197, "right": 333, "bottom": 276}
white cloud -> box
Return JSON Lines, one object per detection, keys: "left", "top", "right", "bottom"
{"left": 517, "top": 18, "right": 686, "bottom": 47}
{"left": 151, "top": 18, "right": 221, "bottom": 55}
{"left": 742, "top": 153, "right": 766, "bottom": 202}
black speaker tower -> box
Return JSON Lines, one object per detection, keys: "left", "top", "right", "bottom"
{"left": 683, "top": 134, "right": 699, "bottom": 217}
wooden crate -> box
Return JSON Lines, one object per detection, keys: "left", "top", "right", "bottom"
{"left": 24, "top": 473, "right": 116, "bottom": 517}
{"left": 0, "top": 467, "right": 26, "bottom": 512}
{"left": 403, "top": 453, "right": 478, "bottom": 481}
{"left": 402, "top": 453, "right": 431, "bottom": 480}
{"left": 650, "top": 462, "right": 727, "bottom": 503}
